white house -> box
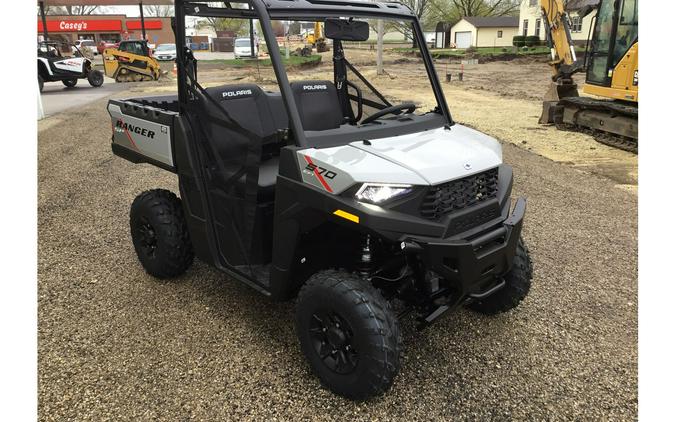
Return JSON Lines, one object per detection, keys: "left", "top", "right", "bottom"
{"left": 518, "top": 0, "right": 598, "bottom": 43}
{"left": 450, "top": 16, "right": 519, "bottom": 49}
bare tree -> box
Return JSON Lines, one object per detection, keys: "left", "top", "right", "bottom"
{"left": 390, "top": 0, "right": 435, "bottom": 45}
{"left": 44, "top": 5, "right": 102, "bottom": 15}
{"left": 144, "top": 5, "right": 174, "bottom": 17}
{"left": 429, "top": 0, "right": 520, "bottom": 24}
{"left": 197, "top": 17, "right": 248, "bottom": 34}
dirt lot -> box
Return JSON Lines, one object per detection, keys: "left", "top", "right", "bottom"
{"left": 38, "top": 52, "right": 637, "bottom": 420}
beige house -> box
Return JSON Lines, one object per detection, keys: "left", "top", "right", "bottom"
{"left": 450, "top": 16, "right": 519, "bottom": 49}
{"left": 518, "top": 0, "right": 598, "bottom": 43}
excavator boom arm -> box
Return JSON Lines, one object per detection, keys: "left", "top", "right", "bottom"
{"left": 540, "top": 0, "right": 583, "bottom": 81}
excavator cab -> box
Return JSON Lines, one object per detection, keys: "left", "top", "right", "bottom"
{"left": 584, "top": 0, "right": 638, "bottom": 102}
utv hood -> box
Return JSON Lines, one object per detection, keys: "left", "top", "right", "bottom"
{"left": 298, "top": 124, "right": 503, "bottom": 195}
{"left": 349, "top": 124, "right": 502, "bottom": 185}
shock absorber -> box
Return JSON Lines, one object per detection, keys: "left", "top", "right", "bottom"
{"left": 358, "top": 234, "right": 374, "bottom": 277}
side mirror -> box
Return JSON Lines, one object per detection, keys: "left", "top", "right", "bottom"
{"left": 324, "top": 18, "right": 370, "bottom": 42}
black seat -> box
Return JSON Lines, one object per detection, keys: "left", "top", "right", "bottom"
{"left": 290, "top": 80, "right": 344, "bottom": 131}
{"left": 204, "top": 84, "right": 285, "bottom": 199}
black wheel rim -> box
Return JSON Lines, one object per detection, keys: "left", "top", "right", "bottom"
{"left": 309, "top": 311, "right": 358, "bottom": 374}
{"left": 137, "top": 218, "right": 157, "bottom": 258}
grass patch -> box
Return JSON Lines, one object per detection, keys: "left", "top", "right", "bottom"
{"left": 199, "top": 54, "right": 322, "bottom": 67}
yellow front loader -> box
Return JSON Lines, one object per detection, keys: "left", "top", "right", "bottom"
{"left": 103, "top": 40, "right": 161, "bottom": 83}
{"left": 539, "top": 0, "right": 638, "bottom": 152}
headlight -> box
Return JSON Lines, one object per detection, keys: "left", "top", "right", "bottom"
{"left": 355, "top": 183, "right": 413, "bottom": 204}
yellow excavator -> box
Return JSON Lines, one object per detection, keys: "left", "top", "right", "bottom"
{"left": 539, "top": 0, "right": 638, "bottom": 152}
{"left": 103, "top": 40, "right": 161, "bottom": 82}
{"left": 306, "top": 21, "right": 329, "bottom": 53}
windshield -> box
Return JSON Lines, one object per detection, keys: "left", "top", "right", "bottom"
{"left": 235, "top": 39, "right": 251, "bottom": 47}
{"left": 156, "top": 44, "right": 175, "bottom": 51}
{"left": 275, "top": 18, "right": 443, "bottom": 143}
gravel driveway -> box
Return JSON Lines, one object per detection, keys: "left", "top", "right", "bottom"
{"left": 38, "top": 96, "right": 637, "bottom": 420}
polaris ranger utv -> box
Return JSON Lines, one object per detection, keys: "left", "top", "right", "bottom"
{"left": 108, "top": 0, "right": 532, "bottom": 400}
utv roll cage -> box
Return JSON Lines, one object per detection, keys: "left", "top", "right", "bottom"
{"left": 173, "top": 0, "right": 453, "bottom": 148}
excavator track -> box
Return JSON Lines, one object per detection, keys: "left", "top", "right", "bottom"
{"left": 555, "top": 122, "right": 638, "bottom": 154}
{"left": 553, "top": 96, "right": 638, "bottom": 154}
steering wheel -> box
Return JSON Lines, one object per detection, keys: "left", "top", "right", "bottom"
{"left": 361, "top": 103, "right": 417, "bottom": 125}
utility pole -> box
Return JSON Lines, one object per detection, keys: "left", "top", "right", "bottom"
{"left": 139, "top": 1, "right": 146, "bottom": 41}
{"left": 39, "top": 1, "right": 49, "bottom": 41}
{"left": 376, "top": 19, "right": 383, "bottom": 75}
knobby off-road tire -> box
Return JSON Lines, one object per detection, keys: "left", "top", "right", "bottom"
{"left": 130, "top": 189, "right": 194, "bottom": 279}
{"left": 295, "top": 270, "right": 402, "bottom": 400}
{"left": 88, "top": 69, "right": 104, "bottom": 87}
{"left": 62, "top": 78, "right": 78, "bottom": 88}
{"left": 468, "top": 237, "right": 533, "bottom": 315}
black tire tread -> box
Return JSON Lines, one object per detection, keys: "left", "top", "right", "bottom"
{"left": 88, "top": 69, "right": 104, "bottom": 87}
{"left": 296, "top": 270, "right": 402, "bottom": 400}
{"left": 130, "top": 189, "right": 194, "bottom": 279}
{"left": 468, "top": 237, "right": 533, "bottom": 315}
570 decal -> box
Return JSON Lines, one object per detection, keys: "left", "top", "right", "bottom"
{"left": 304, "top": 162, "right": 337, "bottom": 179}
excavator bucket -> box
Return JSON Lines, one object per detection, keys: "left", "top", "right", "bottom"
{"left": 539, "top": 82, "right": 579, "bottom": 124}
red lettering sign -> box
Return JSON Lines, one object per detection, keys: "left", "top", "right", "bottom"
{"left": 38, "top": 19, "right": 123, "bottom": 32}
{"left": 126, "top": 20, "right": 163, "bottom": 30}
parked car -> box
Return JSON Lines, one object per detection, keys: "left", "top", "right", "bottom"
{"left": 73, "top": 39, "right": 98, "bottom": 56}
{"left": 98, "top": 41, "right": 119, "bottom": 54}
{"left": 234, "top": 37, "right": 258, "bottom": 58}
{"left": 154, "top": 43, "right": 177, "bottom": 61}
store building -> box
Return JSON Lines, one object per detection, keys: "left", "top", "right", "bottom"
{"left": 37, "top": 15, "right": 174, "bottom": 46}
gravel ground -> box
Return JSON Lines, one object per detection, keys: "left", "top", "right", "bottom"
{"left": 38, "top": 91, "right": 637, "bottom": 420}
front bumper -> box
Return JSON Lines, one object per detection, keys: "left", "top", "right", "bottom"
{"left": 406, "top": 196, "right": 526, "bottom": 297}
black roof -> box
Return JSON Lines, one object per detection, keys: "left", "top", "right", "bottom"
{"left": 566, "top": 0, "right": 600, "bottom": 10}
{"left": 462, "top": 16, "right": 519, "bottom": 28}
{"left": 182, "top": 0, "right": 415, "bottom": 19}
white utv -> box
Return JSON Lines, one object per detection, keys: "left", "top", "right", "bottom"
{"left": 107, "top": 0, "right": 533, "bottom": 400}
{"left": 38, "top": 41, "right": 104, "bottom": 92}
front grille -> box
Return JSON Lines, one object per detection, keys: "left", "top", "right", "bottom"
{"left": 420, "top": 168, "right": 499, "bottom": 220}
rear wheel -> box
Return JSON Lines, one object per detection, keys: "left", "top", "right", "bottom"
{"left": 130, "top": 189, "right": 194, "bottom": 279}
{"left": 87, "top": 69, "right": 104, "bottom": 87}
{"left": 295, "top": 270, "right": 402, "bottom": 400}
{"left": 38, "top": 75, "right": 44, "bottom": 92}
{"left": 468, "top": 237, "right": 533, "bottom": 315}
{"left": 62, "top": 78, "right": 78, "bottom": 88}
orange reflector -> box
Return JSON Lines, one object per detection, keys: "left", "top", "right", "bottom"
{"left": 333, "top": 209, "right": 359, "bottom": 223}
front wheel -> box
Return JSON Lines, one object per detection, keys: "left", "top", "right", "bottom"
{"left": 87, "top": 69, "right": 104, "bottom": 87}
{"left": 295, "top": 270, "right": 402, "bottom": 400}
{"left": 130, "top": 189, "right": 194, "bottom": 279}
{"left": 62, "top": 78, "right": 78, "bottom": 88}
{"left": 468, "top": 237, "right": 533, "bottom": 315}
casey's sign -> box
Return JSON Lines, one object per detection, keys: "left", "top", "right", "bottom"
{"left": 38, "top": 19, "right": 123, "bottom": 32}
